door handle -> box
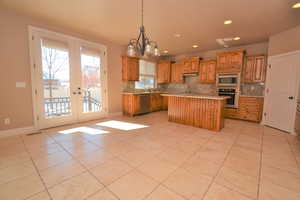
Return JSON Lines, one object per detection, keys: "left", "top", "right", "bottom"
{"left": 72, "top": 92, "right": 77, "bottom": 95}
{"left": 288, "top": 96, "right": 294, "bottom": 100}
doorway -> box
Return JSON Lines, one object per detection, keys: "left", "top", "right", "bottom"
{"left": 263, "top": 51, "right": 300, "bottom": 134}
{"left": 29, "top": 27, "right": 108, "bottom": 129}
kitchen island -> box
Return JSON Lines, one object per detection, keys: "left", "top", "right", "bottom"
{"left": 161, "top": 94, "right": 229, "bottom": 131}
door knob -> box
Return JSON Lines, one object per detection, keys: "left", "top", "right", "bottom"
{"left": 288, "top": 96, "right": 294, "bottom": 100}
{"left": 72, "top": 92, "right": 77, "bottom": 95}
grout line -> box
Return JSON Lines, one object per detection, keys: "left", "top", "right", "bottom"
{"left": 20, "top": 135, "right": 53, "bottom": 200}
{"left": 256, "top": 125, "right": 265, "bottom": 200}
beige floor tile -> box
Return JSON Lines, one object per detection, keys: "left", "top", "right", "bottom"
{"left": 262, "top": 153, "right": 300, "bottom": 175}
{"left": 27, "top": 143, "right": 64, "bottom": 159}
{"left": 145, "top": 185, "right": 185, "bottom": 200}
{"left": 90, "top": 158, "right": 133, "bottom": 185}
{"left": 137, "top": 157, "right": 178, "bottom": 182}
{"left": 259, "top": 179, "right": 300, "bottom": 200}
{"left": 32, "top": 151, "right": 73, "bottom": 170}
{"left": 215, "top": 167, "right": 258, "bottom": 199}
{"left": 224, "top": 155, "right": 260, "bottom": 178}
{"left": 0, "top": 161, "right": 37, "bottom": 184}
{"left": 195, "top": 147, "right": 228, "bottom": 165}
{"left": 230, "top": 146, "right": 260, "bottom": 162}
{"left": 182, "top": 156, "right": 221, "bottom": 178}
{"left": 0, "top": 152, "right": 31, "bottom": 170}
{"left": 156, "top": 148, "right": 191, "bottom": 166}
{"left": 0, "top": 174, "right": 44, "bottom": 200}
{"left": 86, "top": 188, "right": 118, "bottom": 200}
{"left": 26, "top": 191, "right": 51, "bottom": 200}
{"left": 108, "top": 170, "right": 158, "bottom": 200}
{"left": 261, "top": 165, "right": 300, "bottom": 193}
{"left": 163, "top": 168, "right": 212, "bottom": 199}
{"left": 118, "top": 149, "right": 158, "bottom": 167}
{"left": 76, "top": 149, "right": 115, "bottom": 169}
{"left": 39, "top": 159, "right": 86, "bottom": 187}
{"left": 48, "top": 172, "right": 103, "bottom": 200}
{"left": 203, "top": 183, "right": 252, "bottom": 200}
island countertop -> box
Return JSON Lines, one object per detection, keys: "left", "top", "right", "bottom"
{"left": 161, "top": 93, "right": 230, "bottom": 100}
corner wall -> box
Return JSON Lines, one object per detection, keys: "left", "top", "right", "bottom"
{"left": 0, "top": 9, "right": 125, "bottom": 131}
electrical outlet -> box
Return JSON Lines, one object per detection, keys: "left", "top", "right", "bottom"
{"left": 4, "top": 118, "right": 10, "bottom": 125}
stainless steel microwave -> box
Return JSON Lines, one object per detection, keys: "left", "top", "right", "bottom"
{"left": 217, "top": 73, "right": 240, "bottom": 87}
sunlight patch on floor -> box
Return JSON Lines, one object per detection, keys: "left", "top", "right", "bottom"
{"left": 58, "top": 127, "right": 109, "bottom": 135}
{"left": 96, "top": 120, "right": 148, "bottom": 131}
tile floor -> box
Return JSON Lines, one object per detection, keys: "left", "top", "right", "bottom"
{"left": 0, "top": 111, "right": 300, "bottom": 200}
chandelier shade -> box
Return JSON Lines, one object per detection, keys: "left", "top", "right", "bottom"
{"left": 127, "top": 0, "right": 160, "bottom": 57}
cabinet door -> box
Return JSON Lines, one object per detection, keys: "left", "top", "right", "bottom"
{"left": 150, "top": 93, "right": 162, "bottom": 111}
{"left": 207, "top": 61, "right": 216, "bottom": 83}
{"left": 253, "top": 56, "right": 266, "bottom": 82}
{"left": 216, "top": 54, "right": 227, "bottom": 72}
{"left": 122, "top": 56, "right": 139, "bottom": 81}
{"left": 122, "top": 94, "right": 140, "bottom": 116}
{"left": 243, "top": 56, "right": 254, "bottom": 83}
{"left": 157, "top": 60, "right": 171, "bottom": 83}
{"left": 171, "top": 63, "right": 183, "bottom": 83}
{"left": 190, "top": 58, "right": 199, "bottom": 73}
{"left": 183, "top": 59, "right": 191, "bottom": 73}
{"left": 199, "top": 62, "right": 207, "bottom": 82}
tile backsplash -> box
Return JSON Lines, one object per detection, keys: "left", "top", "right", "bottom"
{"left": 123, "top": 76, "right": 265, "bottom": 96}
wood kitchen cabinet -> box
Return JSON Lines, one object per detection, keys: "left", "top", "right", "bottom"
{"left": 183, "top": 57, "right": 200, "bottom": 73}
{"left": 122, "top": 94, "right": 140, "bottom": 116}
{"left": 157, "top": 60, "right": 171, "bottom": 83}
{"left": 243, "top": 55, "right": 266, "bottom": 83}
{"left": 171, "top": 62, "right": 183, "bottom": 83}
{"left": 217, "top": 50, "right": 244, "bottom": 73}
{"left": 224, "top": 96, "right": 264, "bottom": 122}
{"left": 162, "top": 96, "right": 168, "bottom": 110}
{"left": 150, "top": 93, "right": 163, "bottom": 112}
{"left": 122, "top": 56, "right": 139, "bottom": 81}
{"left": 199, "top": 60, "right": 216, "bottom": 83}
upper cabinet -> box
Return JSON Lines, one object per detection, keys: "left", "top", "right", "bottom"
{"left": 157, "top": 60, "right": 171, "bottom": 83}
{"left": 171, "top": 62, "right": 183, "bottom": 83}
{"left": 242, "top": 55, "right": 266, "bottom": 83}
{"left": 217, "top": 50, "right": 244, "bottom": 73}
{"left": 122, "top": 56, "right": 139, "bottom": 81}
{"left": 183, "top": 57, "right": 200, "bottom": 73}
{"left": 199, "top": 60, "right": 216, "bottom": 83}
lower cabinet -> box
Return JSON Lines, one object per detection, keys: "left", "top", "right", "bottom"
{"left": 123, "top": 93, "right": 168, "bottom": 116}
{"left": 122, "top": 94, "right": 140, "bottom": 116}
{"left": 224, "top": 96, "right": 264, "bottom": 122}
{"left": 150, "top": 93, "right": 162, "bottom": 112}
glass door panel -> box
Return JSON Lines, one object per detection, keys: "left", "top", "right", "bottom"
{"left": 80, "top": 47, "right": 102, "bottom": 114}
{"left": 41, "top": 38, "right": 72, "bottom": 118}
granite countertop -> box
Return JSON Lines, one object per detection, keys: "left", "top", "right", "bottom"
{"left": 122, "top": 91, "right": 167, "bottom": 95}
{"left": 240, "top": 95, "right": 264, "bottom": 98}
{"left": 161, "top": 93, "right": 230, "bottom": 100}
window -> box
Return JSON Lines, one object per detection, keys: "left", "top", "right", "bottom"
{"left": 135, "top": 60, "right": 156, "bottom": 89}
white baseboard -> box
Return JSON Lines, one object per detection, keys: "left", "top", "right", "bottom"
{"left": 0, "top": 126, "right": 38, "bottom": 138}
{"left": 107, "top": 112, "right": 122, "bottom": 117}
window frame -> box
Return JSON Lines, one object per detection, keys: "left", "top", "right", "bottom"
{"left": 134, "top": 59, "right": 157, "bottom": 90}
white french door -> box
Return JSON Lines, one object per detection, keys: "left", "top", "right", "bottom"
{"left": 29, "top": 27, "right": 108, "bottom": 129}
{"left": 263, "top": 51, "right": 300, "bottom": 134}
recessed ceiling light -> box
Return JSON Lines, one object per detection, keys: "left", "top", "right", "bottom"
{"left": 292, "top": 2, "right": 300, "bottom": 8}
{"left": 224, "top": 20, "right": 232, "bottom": 25}
{"left": 192, "top": 45, "right": 199, "bottom": 48}
{"left": 163, "top": 50, "right": 169, "bottom": 54}
{"left": 174, "top": 33, "right": 181, "bottom": 38}
{"left": 233, "top": 37, "right": 240, "bottom": 41}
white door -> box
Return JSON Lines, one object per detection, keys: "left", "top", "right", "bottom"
{"left": 30, "top": 27, "right": 108, "bottom": 129}
{"left": 264, "top": 51, "right": 300, "bottom": 133}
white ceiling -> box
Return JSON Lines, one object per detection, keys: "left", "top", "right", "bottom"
{"left": 1, "top": 0, "right": 300, "bottom": 55}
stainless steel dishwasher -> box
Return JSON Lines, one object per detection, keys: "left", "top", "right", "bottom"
{"left": 138, "top": 94, "right": 151, "bottom": 114}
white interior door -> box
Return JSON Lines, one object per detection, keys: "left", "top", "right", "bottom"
{"left": 264, "top": 51, "right": 300, "bottom": 133}
{"left": 30, "top": 27, "right": 107, "bottom": 129}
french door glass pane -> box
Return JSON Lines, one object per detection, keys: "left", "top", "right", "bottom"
{"left": 41, "top": 38, "right": 71, "bottom": 118}
{"left": 80, "top": 47, "right": 102, "bottom": 113}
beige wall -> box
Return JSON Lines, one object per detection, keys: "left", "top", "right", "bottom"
{"left": 268, "top": 25, "right": 300, "bottom": 56}
{"left": 172, "top": 42, "right": 269, "bottom": 61}
{"left": 0, "top": 8, "right": 125, "bottom": 131}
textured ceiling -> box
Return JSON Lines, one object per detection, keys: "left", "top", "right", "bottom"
{"left": 1, "top": 0, "right": 300, "bottom": 55}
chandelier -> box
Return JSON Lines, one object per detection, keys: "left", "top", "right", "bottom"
{"left": 127, "top": 0, "right": 160, "bottom": 57}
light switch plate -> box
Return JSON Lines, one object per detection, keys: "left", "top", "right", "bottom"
{"left": 16, "top": 82, "right": 26, "bottom": 88}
